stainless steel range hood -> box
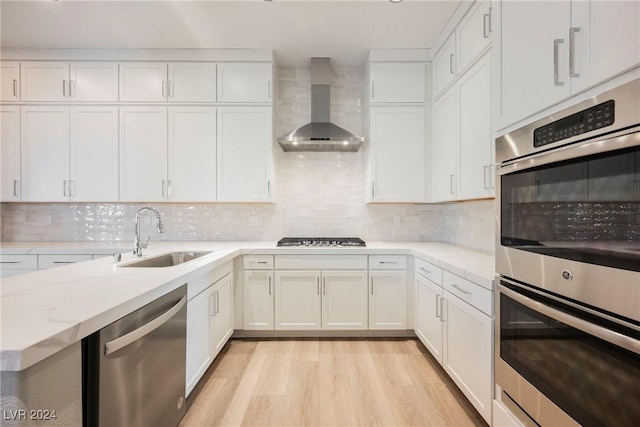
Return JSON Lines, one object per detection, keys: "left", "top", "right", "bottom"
{"left": 278, "top": 58, "right": 364, "bottom": 152}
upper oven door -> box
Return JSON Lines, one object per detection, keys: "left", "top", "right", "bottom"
{"left": 496, "top": 129, "right": 640, "bottom": 324}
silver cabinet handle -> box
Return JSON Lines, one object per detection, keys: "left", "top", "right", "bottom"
{"left": 162, "top": 80, "right": 167, "bottom": 98}
{"left": 251, "top": 261, "right": 269, "bottom": 265}
{"left": 216, "top": 291, "right": 220, "bottom": 314}
{"left": 440, "top": 297, "right": 446, "bottom": 322}
{"left": 569, "top": 27, "right": 580, "bottom": 78}
{"left": 162, "top": 180, "right": 166, "bottom": 197}
{"left": 69, "top": 80, "right": 75, "bottom": 97}
{"left": 167, "top": 180, "right": 172, "bottom": 198}
{"left": 168, "top": 80, "right": 174, "bottom": 98}
{"left": 1, "top": 261, "right": 21, "bottom": 264}
{"left": 63, "top": 180, "right": 68, "bottom": 197}
{"left": 68, "top": 180, "right": 76, "bottom": 197}
{"left": 554, "top": 38, "right": 564, "bottom": 86}
{"left": 419, "top": 267, "right": 432, "bottom": 275}
{"left": 317, "top": 276, "right": 320, "bottom": 295}
{"left": 379, "top": 261, "right": 397, "bottom": 264}
{"left": 210, "top": 293, "right": 216, "bottom": 317}
{"left": 268, "top": 276, "right": 272, "bottom": 295}
{"left": 13, "top": 180, "right": 19, "bottom": 197}
{"left": 435, "top": 294, "right": 441, "bottom": 319}
{"left": 267, "top": 180, "right": 271, "bottom": 198}
{"left": 13, "top": 79, "right": 18, "bottom": 97}
{"left": 53, "top": 261, "right": 75, "bottom": 264}
{"left": 370, "top": 276, "right": 374, "bottom": 295}
{"left": 449, "top": 53, "right": 455, "bottom": 74}
{"left": 267, "top": 81, "right": 271, "bottom": 99}
{"left": 323, "top": 277, "right": 326, "bottom": 295}
{"left": 371, "top": 181, "right": 375, "bottom": 198}
{"left": 452, "top": 283, "right": 472, "bottom": 295}
{"left": 483, "top": 13, "right": 490, "bottom": 38}
{"left": 371, "top": 81, "right": 375, "bottom": 99}
{"left": 450, "top": 174, "right": 455, "bottom": 195}
{"left": 105, "top": 296, "right": 186, "bottom": 356}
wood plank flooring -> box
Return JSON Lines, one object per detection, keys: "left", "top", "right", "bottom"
{"left": 179, "top": 339, "right": 488, "bottom": 427}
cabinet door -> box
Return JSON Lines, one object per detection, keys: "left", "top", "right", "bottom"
{"left": 442, "top": 291, "right": 492, "bottom": 423}
{"left": 217, "top": 107, "right": 273, "bottom": 202}
{"left": 321, "top": 271, "right": 368, "bottom": 330}
{"left": 571, "top": 1, "right": 640, "bottom": 94}
{"left": 70, "top": 107, "right": 119, "bottom": 201}
{"left": 186, "top": 288, "right": 213, "bottom": 397}
{"left": 432, "top": 86, "right": 458, "bottom": 202}
{"left": 369, "top": 62, "right": 426, "bottom": 103}
{"left": 369, "top": 270, "right": 407, "bottom": 329}
{"left": 119, "top": 106, "right": 168, "bottom": 201}
{"left": 457, "top": 0, "right": 492, "bottom": 72}
{"left": 168, "top": 106, "right": 217, "bottom": 202}
{"left": 243, "top": 271, "right": 274, "bottom": 330}
{"left": 119, "top": 62, "right": 167, "bottom": 102}
{"left": 500, "top": 1, "right": 570, "bottom": 127}
{"left": 1, "top": 61, "right": 20, "bottom": 101}
{"left": 21, "top": 106, "right": 70, "bottom": 201}
{"left": 168, "top": 62, "right": 216, "bottom": 102}
{"left": 69, "top": 62, "right": 118, "bottom": 102}
{"left": 369, "top": 106, "right": 426, "bottom": 202}
{"left": 433, "top": 34, "right": 457, "bottom": 97}
{"left": 1, "top": 106, "right": 21, "bottom": 201}
{"left": 415, "top": 274, "right": 443, "bottom": 364}
{"left": 21, "top": 61, "right": 69, "bottom": 102}
{"left": 274, "top": 271, "right": 321, "bottom": 330}
{"left": 217, "top": 62, "right": 272, "bottom": 103}
{"left": 211, "top": 273, "right": 233, "bottom": 357}
{"left": 457, "top": 53, "right": 493, "bottom": 200}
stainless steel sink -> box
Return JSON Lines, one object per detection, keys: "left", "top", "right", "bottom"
{"left": 121, "top": 251, "right": 213, "bottom": 268}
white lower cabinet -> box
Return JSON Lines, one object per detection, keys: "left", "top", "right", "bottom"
{"left": 368, "top": 270, "right": 407, "bottom": 329}
{"left": 274, "top": 269, "right": 368, "bottom": 330}
{"left": 243, "top": 270, "right": 274, "bottom": 330}
{"left": 186, "top": 271, "right": 234, "bottom": 397}
{"left": 0, "top": 254, "right": 38, "bottom": 278}
{"left": 415, "top": 272, "right": 444, "bottom": 363}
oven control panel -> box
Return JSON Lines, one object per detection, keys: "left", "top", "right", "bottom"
{"left": 533, "top": 100, "right": 615, "bottom": 147}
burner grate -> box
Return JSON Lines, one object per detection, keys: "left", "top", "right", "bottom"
{"left": 277, "top": 237, "right": 366, "bottom": 247}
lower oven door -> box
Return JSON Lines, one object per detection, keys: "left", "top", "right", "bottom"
{"left": 496, "top": 279, "right": 640, "bottom": 427}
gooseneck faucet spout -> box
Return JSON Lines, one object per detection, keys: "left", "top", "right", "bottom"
{"left": 133, "top": 207, "right": 165, "bottom": 257}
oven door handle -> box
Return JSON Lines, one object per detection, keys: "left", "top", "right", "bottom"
{"left": 498, "top": 282, "right": 640, "bottom": 355}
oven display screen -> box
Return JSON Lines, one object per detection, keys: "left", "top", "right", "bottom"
{"left": 500, "top": 288, "right": 640, "bottom": 426}
{"left": 500, "top": 145, "right": 640, "bottom": 272}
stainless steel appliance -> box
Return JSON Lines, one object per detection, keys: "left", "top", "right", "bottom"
{"left": 495, "top": 79, "right": 640, "bottom": 426}
{"left": 277, "top": 237, "right": 366, "bottom": 247}
{"left": 83, "top": 285, "right": 187, "bottom": 427}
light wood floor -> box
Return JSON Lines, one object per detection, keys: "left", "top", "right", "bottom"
{"left": 179, "top": 339, "right": 488, "bottom": 427}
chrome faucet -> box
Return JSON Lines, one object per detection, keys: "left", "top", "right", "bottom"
{"left": 133, "top": 207, "right": 165, "bottom": 257}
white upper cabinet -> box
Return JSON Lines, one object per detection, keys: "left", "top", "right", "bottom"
{"left": 168, "top": 62, "right": 217, "bottom": 103}
{"left": 368, "top": 106, "right": 427, "bottom": 202}
{"left": 69, "top": 106, "right": 119, "bottom": 201}
{"left": 432, "top": 86, "right": 458, "bottom": 202}
{"left": 457, "top": 53, "right": 493, "bottom": 200}
{"left": 1, "top": 61, "right": 20, "bottom": 101}
{"left": 217, "top": 62, "right": 272, "bottom": 103}
{"left": 433, "top": 34, "right": 457, "bottom": 97}
{"left": 119, "top": 62, "right": 167, "bottom": 102}
{"left": 499, "top": 0, "right": 640, "bottom": 129}
{"left": 168, "top": 106, "right": 217, "bottom": 202}
{"left": 1, "top": 106, "right": 21, "bottom": 201}
{"left": 21, "top": 61, "right": 118, "bottom": 102}
{"left": 119, "top": 106, "right": 168, "bottom": 201}
{"left": 570, "top": 1, "right": 640, "bottom": 94}
{"left": 369, "top": 62, "right": 427, "bottom": 103}
{"left": 217, "top": 106, "right": 273, "bottom": 202}
{"left": 457, "top": 0, "right": 492, "bottom": 72}
{"left": 21, "top": 106, "right": 70, "bottom": 201}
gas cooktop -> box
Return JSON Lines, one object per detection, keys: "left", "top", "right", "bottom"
{"left": 277, "top": 237, "right": 366, "bottom": 247}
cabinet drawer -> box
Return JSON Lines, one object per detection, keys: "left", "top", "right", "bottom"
{"left": 369, "top": 255, "right": 407, "bottom": 270}
{"left": 414, "top": 258, "right": 442, "bottom": 285}
{"left": 275, "top": 255, "right": 368, "bottom": 270}
{"left": 0, "top": 254, "right": 38, "bottom": 270}
{"left": 443, "top": 270, "right": 492, "bottom": 316}
{"left": 243, "top": 255, "right": 274, "bottom": 270}
{"left": 38, "top": 254, "right": 93, "bottom": 270}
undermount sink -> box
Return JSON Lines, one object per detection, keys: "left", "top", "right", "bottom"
{"left": 121, "top": 251, "right": 213, "bottom": 268}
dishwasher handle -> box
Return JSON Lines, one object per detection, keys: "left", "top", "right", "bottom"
{"left": 104, "top": 295, "right": 187, "bottom": 356}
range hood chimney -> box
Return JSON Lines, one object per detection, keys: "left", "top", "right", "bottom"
{"left": 277, "top": 58, "right": 365, "bottom": 152}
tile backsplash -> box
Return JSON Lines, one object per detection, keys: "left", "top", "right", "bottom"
{"left": 0, "top": 66, "right": 495, "bottom": 252}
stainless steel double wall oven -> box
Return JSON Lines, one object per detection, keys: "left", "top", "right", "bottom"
{"left": 495, "top": 79, "right": 640, "bottom": 426}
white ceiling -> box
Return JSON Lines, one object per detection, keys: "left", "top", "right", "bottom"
{"left": 0, "top": 0, "right": 461, "bottom": 66}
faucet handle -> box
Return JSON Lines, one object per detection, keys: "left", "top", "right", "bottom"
{"left": 141, "top": 236, "right": 150, "bottom": 249}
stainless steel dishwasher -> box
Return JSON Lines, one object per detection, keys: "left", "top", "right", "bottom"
{"left": 83, "top": 285, "right": 187, "bottom": 427}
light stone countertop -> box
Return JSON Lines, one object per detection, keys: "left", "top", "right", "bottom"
{"left": 0, "top": 241, "right": 495, "bottom": 372}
